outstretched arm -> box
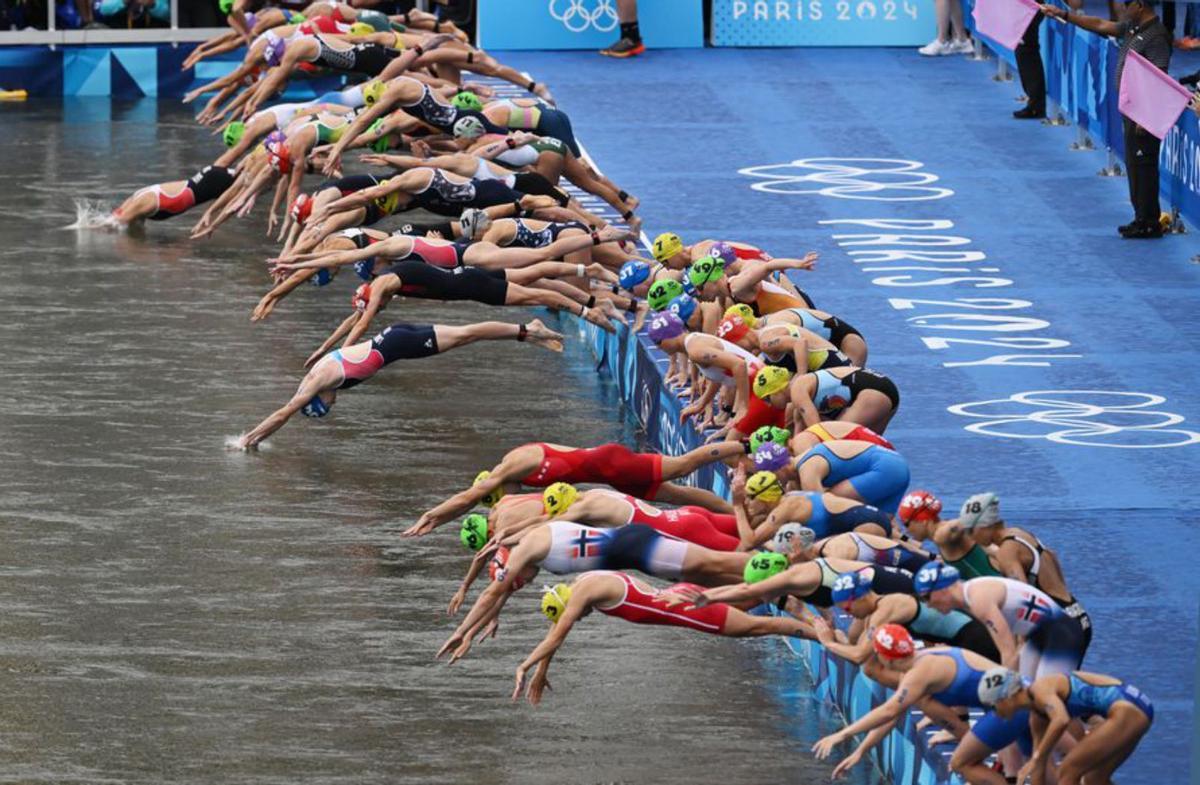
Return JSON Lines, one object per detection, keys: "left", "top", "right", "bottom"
{"left": 729, "top": 254, "right": 818, "bottom": 301}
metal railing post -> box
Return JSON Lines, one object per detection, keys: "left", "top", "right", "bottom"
{"left": 1070, "top": 124, "right": 1094, "bottom": 151}
{"left": 48, "top": 0, "right": 56, "bottom": 50}
{"left": 970, "top": 38, "right": 988, "bottom": 61}
{"left": 1098, "top": 148, "right": 1123, "bottom": 177}
{"left": 1043, "top": 97, "right": 1068, "bottom": 125}
{"left": 171, "top": 0, "right": 180, "bottom": 45}
{"left": 993, "top": 60, "right": 1012, "bottom": 82}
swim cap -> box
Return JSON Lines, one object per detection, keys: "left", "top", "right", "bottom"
{"left": 978, "top": 667, "right": 1024, "bottom": 706}
{"left": 460, "top": 513, "right": 489, "bottom": 551}
{"left": 831, "top": 570, "right": 873, "bottom": 605}
{"left": 541, "top": 583, "right": 572, "bottom": 622}
{"left": 752, "top": 366, "right": 793, "bottom": 400}
{"left": 451, "top": 91, "right": 484, "bottom": 111}
{"left": 749, "top": 425, "right": 791, "bottom": 453}
{"left": 652, "top": 232, "right": 684, "bottom": 262}
{"left": 959, "top": 492, "right": 1001, "bottom": 529}
{"left": 666, "top": 293, "right": 697, "bottom": 325}
{"left": 452, "top": 115, "right": 485, "bottom": 140}
{"left": 687, "top": 257, "right": 725, "bottom": 289}
{"left": 752, "top": 442, "right": 791, "bottom": 473}
{"left": 646, "top": 279, "right": 684, "bottom": 311}
{"left": 488, "top": 546, "right": 527, "bottom": 590}
{"left": 362, "top": 80, "right": 386, "bottom": 106}
{"left": 348, "top": 21, "right": 373, "bottom": 35}
{"left": 745, "top": 470, "right": 784, "bottom": 503}
{"left": 898, "top": 490, "right": 942, "bottom": 525}
{"left": 219, "top": 0, "right": 233, "bottom": 14}
{"left": 717, "top": 315, "right": 750, "bottom": 344}
{"left": 542, "top": 482, "right": 578, "bottom": 516}
{"left": 351, "top": 283, "right": 371, "bottom": 311}
{"left": 244, "top": 11, "right": 257, "bottom": 28}
{"left": 618, "top": 261, "right": 651, "bottom": 291}
{"left": 368, "top": 119, "right": 390, "bottom": 153}
{"left": 708, "top": 241, "right": 737, "bottom": 267}
{"left": 309, "top": 267, "right": 333, "bottom": 287}
{"left": 914, "top": 563, "right": 961, "bottom": 596}
{"left": 263, "top": 32, "right": 287, "bottom": 67}
{"left": 872, "top": 623, "right": 915, "bottom": 660}
{"left": 290, "top": 192, "right": 312, "bottom": 225}
{"left": 474, "top": 470, "right": 506, "bottom": 508}
{"left": 743, "top": 551, "right": 788, "bottom": 584}
{"left": 301, "top": 395, "right": 330, "bottom": 418}
{"left": 459, "top": 207, "right": 491, "bottom": 239}
{"left": 724, "top": 303, "right": 757, "bottom": 327}
{"left": 353, "top": 259, "right": 377, "bottom": 282}
{"left": 265, "top": 138, "right": 290, "bottom": 174}
{"left": 222, "top": 120, "right": 245, "bottom": 148}
{"left": 647, "top": 311, "right": 686, "bottom": 344}
{"left": 772, "top": 523, "right": 815, "bottom": 553}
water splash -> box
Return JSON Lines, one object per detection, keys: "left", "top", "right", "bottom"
{"left": 66, "top": 199, "right": 124, "bottom": 231}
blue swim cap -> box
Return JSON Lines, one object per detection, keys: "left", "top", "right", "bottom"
{"left": 618, "top": 260, "right": 651, "bottom": 291}
{"left": 301, "top": 395, "right": 330, "bottom": 418}
{"left": 681, "top": 275, "right": 697, "bottom": 296}
{"left": 667, "top": 293, "right": 697, "bottom": 324}
{"left": 354, "top": 258, "right": 377, "bottom": 281}
{"left": 914, "top": 563, "right": 961, "bottom": 595}
{"left": 309, "top": 267, "right": 333, "bottom": 287}
{"left": 831, "top": 570, "right": 873, "bottom": 605}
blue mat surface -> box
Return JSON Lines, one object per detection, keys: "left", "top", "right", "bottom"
{"left": 506, "top": 47, "right": 1200, "bottom": 784}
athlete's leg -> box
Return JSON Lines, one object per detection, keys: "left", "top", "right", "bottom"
{"left": 948, "top": 733, "right": 1008, "bottom": 785}
{"left": 432, "top": 319, "right": 564, "bottom": 353}
{"left": 839, "top": 333, "right": 868, "bottom": 366}
{"left": 1081, "top": 714, "right": 1148, "bottom": 785}
{"left": 660, "top": 441, "right": 746, "bottom": 479}
{"left": 1057, "top": 712, "right": 1149, "bottom": 785}
{"left": 562, "top": 153, "right": 635, "bottom": 216}
{"left": 837, "top": 393, "right": 895, "bottom": 434}
{"left": 503, "top": 283, "right": 615, "bottom": 332}
{"left": 720, "top": 608, "right": 816, "bottom": 639}
{"left": 651, "top": 483, "right": 733, "bottom": 514}
{"left": 112, "top": 187, "right": 160, "bottom": 224}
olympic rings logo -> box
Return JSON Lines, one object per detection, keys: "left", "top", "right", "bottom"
{"left": 738, "top": 158, "right": 954, "bottom": 202}
{"left": 947, "top": 390, "right": 1200, "bottom": 449}
{"left": 548, "top": 0, "right": 619, "bottom": 33}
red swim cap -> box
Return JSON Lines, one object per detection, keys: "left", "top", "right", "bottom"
{"left": 873, "top": 623, "right": 915, "bottom": 660}
{"left": 898, "top": 490, "right": 942, "bottom": 524}
{"left": 290, "top": 193, "right": 312, "bottom": 225}
{"left": 718, "top": 315, "right": 750, "bottom": 343}
{"left": 488, "top": 546, "right": 527, "bottom": 591}
{"left": 351, "top": 283, "right": 371, "bottom": 312}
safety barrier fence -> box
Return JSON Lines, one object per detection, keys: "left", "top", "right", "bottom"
{"left": 962, "top": 0, "right": 1200, "bottom": 232}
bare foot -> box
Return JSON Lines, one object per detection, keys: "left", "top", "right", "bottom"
{"left": 599, "top": 298, "right": 627, "bottom": 326}
{"left": 523, "top": 318, "right": 564, "bottom": 352}
{"left": 532, "top": 83, "right": 555, "bottom": 105}
{"left": 624, "top": 194, "right": 640, "bottom": 213}
{"left": 595, "top": 226, "right": 635, "bottom": 244}
{"left": 625, "top": 213, "right": 642, "bottom": 236}
{"left": 583, "top": 306, "right": 615, "bottom": 334}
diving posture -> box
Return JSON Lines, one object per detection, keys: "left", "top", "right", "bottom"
{"left": 236, "top": 319, "right": 563, "bottom": 449}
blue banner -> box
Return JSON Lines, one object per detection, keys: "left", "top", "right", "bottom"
{"left": 478, "top": 0, "right": 703, "bottom": 50}
{"left": 711, "top": 0, "right": 934, "bottom": 47}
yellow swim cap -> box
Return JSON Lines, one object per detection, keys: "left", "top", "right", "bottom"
{"left": 474, "top": 470, "right": 505, "bottom": 508}
{"left": 543, "top": 482, "right": 578, "bottom": 516}
{"left": 652, "top": 232, "right": 684, "bottom": 262}
{"left": 746, "top": 471, "right": 784, "bottom": 503}
{"left": 348, "top": 22, "right": 374, "bottom": 35}
{"left": 541, "top": 583, "right": 572, "bottom": 622}
{"left": 724, "top": 303, "right": 757, "bottom": 328}
{"left": 753, "top": 366, "right": 794, "bottom": 400}
{"left": 362, "top": 79, "right": 386, "bottom": 106}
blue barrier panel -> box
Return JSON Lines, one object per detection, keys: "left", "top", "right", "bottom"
{"left": 567, "top": 309, "right": 954, "bottom": 784}
{"left": 962, "top": 0, "right": 1195, "bottom": 226}
{"left": 711, "top": 0, "right": 934, "bottom": 46}
{"left": 477, "top": 0, "right": 703, "bottom": 50}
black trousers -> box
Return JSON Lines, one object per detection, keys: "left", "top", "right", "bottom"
{"left": 1015, "top": 13, "right": 1046, "bottom": 111}
{"left": 1123, "top": 118, "right": 1163, "bottom": 222}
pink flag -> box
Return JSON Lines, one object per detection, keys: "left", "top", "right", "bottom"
{"left": 972, "top": 0, "right": 1040, "bottom": 51}
{"left": 1119, "top": 49, "right": 1192, "bottom": 140}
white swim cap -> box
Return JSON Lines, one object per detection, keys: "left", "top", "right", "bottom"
{"left": 772, "top": 523, "right": 815, "bottom": 553}
{"left": 977, "top": 667, "right": 1023, "bottom": 706}
{"left": 959, "top": 492, "right": 1001, "bottom": 529}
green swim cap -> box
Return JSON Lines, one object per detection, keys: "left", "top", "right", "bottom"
{"left": 460, "top": 514, "right": 489, "bottom": 551}
{"left": 687, "top": 256, "right": 725, "bottom": 289}
{"left": 743, "top": 551, "right": 788, "bottom": 584}
{"left": 219, "top": 0, "right": 233, "bottom": 15}
{"left": 451, "top": 91, "right": 483, "bottom": 112}
{"left": 647, "top": 278, "right": 684, "bottom": 311}
{"left": 749, "top": 425, "right": 792, "bottom": 453}
{"left": 368, "top": 119, "right": 390, "bottom": 153}
{"left": 222, "top": 120, "right": 245, "bottom": 148}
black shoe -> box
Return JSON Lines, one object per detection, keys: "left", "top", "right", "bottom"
{"left": 1013, "top": 106, "right": 1046, "bottom": 119}
{"left": 1118, "top": 219, "right": 1141, "bottom": 235}
{"left": 600, "top": 37, "right": 645, "bottom": 58}
{"left": 1122, "top": 221, "right": 1164, "bottom": 239}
